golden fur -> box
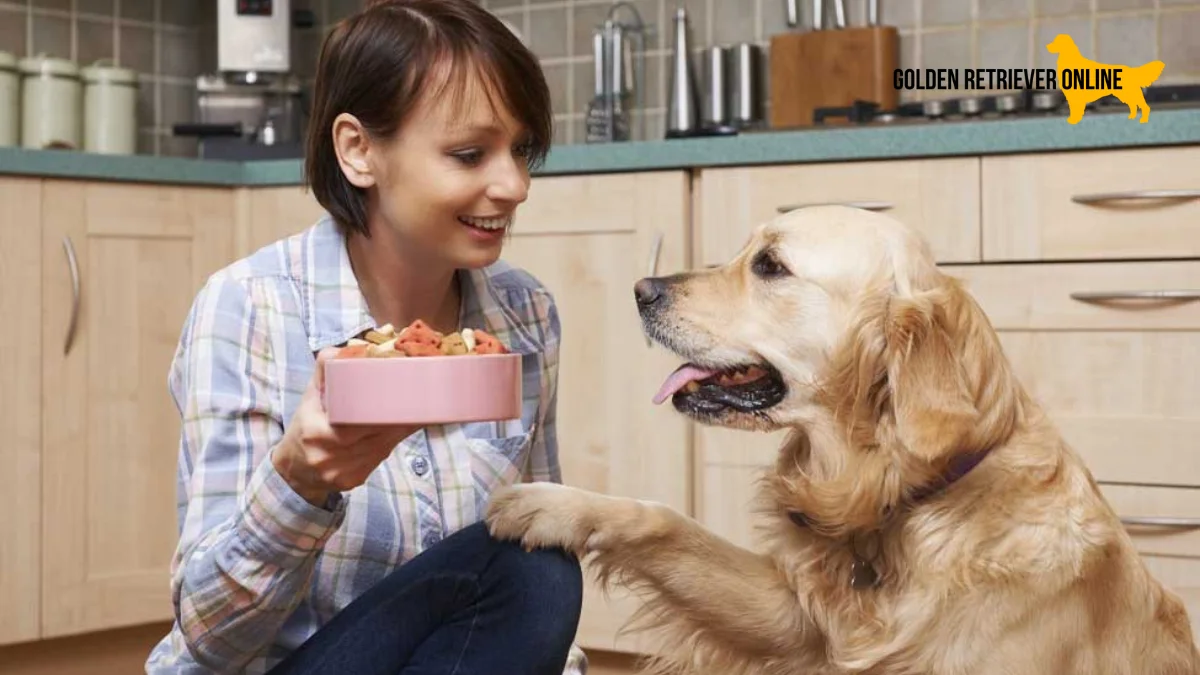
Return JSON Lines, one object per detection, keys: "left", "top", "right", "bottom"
{"left": 485, "top": 206, "right": 1200, "bottom": 674}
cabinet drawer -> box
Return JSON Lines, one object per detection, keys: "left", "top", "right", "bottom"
{"left": 697, "top": 157, "right": 981, "bottom": 267}
{"left": 947, "top": 262, "right": 1200, "bottom": 487}
{"left": 1102, "top": 484, "right": 1200, "bottom": 640}
{"left": 982, "top": 147, "right": 1200, "bottom": 262}
{"left": 948, "top": 260, "right": 1200, "bottom": 331}
{"left": 995, "top": 330, "right": 1199, "bottom": 487}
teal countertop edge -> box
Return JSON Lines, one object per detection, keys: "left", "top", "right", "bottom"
{"left": 1, "top": 108, "right": 1198, "bottom": 188}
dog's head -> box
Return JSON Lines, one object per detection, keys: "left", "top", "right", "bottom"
{"left": 638, "top": 206, "right": 1015, "bottom": 484}
{"left": 1045, "top": 33, "right": 1077, "bottom": 55}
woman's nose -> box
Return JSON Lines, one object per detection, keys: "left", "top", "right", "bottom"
{"left": 487, "top": 160, "right": 529, "bottom": 204}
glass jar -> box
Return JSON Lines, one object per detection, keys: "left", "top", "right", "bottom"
{"left": 19, "top": 55, "right": 82, "bottom": 150}
{"left": 0, "top": 51, "right": 17, "bottom": 147}
{"left": 81, "top": 62, "right": 138, "bottom": 155}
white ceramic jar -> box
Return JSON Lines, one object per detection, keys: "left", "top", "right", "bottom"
{"left": 0, "top": 51, "right": 18, "bottom": 147}
{"left": 81, "top": 62, "right": 137, "bottom": 155}
{"left": 19, "top": 55, "right": 82, "bottom": 150}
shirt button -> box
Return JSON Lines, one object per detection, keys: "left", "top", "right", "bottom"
{"left": 410, "top": 455, "right": 429, "bottom": 477}
{"left": 423, "top": 531, "right": 442, "bottom": 548}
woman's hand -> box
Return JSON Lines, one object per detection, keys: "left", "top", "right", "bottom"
{"left": 272, "top": 347, "right": 422, "bottom": 507}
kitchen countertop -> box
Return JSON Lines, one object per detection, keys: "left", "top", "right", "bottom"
{"left": 2, "top": 107, "right": 1199, "bottom": 187}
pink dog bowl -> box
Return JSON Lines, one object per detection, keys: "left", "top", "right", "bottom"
{"left": 323, "top": 353, "right": 524, "bottom": 425}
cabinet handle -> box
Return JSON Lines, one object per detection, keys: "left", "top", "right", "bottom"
{"left": 1120, "top": 516, "right": 1200, "bottom": 528}
{"left": 1071, "top": 189, "right": 1200, "bottom": 204}
{"left": 645, "top": 231, "right": 664, "bottom": 347}
{"left": 63, "top": 235, "right": 81, "bottom": 356}
{"left": 1069, "top": 290, "right": 1200, "bottom": 303}
{"left": 777, "top": 201, "right": 893, "bottom": 214}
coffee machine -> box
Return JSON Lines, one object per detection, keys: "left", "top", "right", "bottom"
{"left": 173, "top": 0, "right": 310, "bottom": 160}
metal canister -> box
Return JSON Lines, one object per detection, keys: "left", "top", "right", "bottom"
{"left": 702, "top": 46, "right": 728, "bottom": 127}
{"left": 728, "top": 42, "right": 763, "bottom": 130}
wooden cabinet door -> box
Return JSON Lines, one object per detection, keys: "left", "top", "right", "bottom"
{"left": 0, "top": 177, "right": 44, "bottom": 646}
{"left": 40, "top": 180, "right": 236, "bottom": 638}
{"left": 498, "top": 170, "right": 693, "bottom": 655}
{"left": 696, "top": 157, "right": 983, "bottom": 266}
{"left": 234, "top": 185, "right": 328, "bottom": 257}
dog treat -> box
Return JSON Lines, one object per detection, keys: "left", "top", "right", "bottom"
{"left": 336, "top": 319, "right": 509, "bottom": 359}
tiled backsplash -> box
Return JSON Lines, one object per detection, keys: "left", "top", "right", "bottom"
{"left": 1, "top": 0, "right": 1197, "bottom": 156}
{"left": 0, "top": 0, "right": 208, "bottom": 156}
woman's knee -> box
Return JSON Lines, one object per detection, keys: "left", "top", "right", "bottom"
{"left": 489, "top": 539, "right": 584, "bottom": 626}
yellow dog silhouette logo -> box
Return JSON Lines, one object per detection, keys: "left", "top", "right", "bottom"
{"left": 1045, "top": 34, "right": 1165, "bottom": 124}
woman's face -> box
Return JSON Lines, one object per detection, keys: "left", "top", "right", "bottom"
{"left": 337, "top": 66, "right": 534, "bottom": 272}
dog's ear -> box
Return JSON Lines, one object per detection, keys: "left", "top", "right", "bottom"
{"left": 822, "top": 279, "right": 979, "bottom": 464}
{"left": 882, "top": 283, "right": 980, "bottom": 463}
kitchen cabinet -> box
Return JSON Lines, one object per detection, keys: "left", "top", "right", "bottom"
{"left": 0, "top": 177, "right": 43, "bottom": 646}
{"left": 695, "top": 156, "right": 983, "bottom": 267}
{"left": 981, "top": 146, "right": 1200, "bottom": 261}
{"left": 39, "top": 180, "right": 237, "bottom": 638}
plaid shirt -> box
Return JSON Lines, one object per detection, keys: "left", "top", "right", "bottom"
{"left": 145, "top": 215, "right": 581, "bottom": 673}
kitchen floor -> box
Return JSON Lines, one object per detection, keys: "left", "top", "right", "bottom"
{"left": 0, "top": 622, "right": 642, "bottom": 675}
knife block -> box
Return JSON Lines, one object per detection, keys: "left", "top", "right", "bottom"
{"left": 768, "top": 26, "right": 900, "bottom": 128}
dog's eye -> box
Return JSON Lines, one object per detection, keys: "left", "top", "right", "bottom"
{"left": 751, "top": 250, "right": 790, "bottom": 279}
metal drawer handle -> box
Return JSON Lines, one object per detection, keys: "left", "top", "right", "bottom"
{"left": 63, "top": 236, "right": 81, "bottom": 356}
{"left": 1120, "top": 516, "right": 1200, "bottom": 528}
{"left": 777, "top": 201, "right": 894, "bottom": 214}
{"left": 1070, "top": 290, "right": 1200, "bottom": 302}
{"left": 1071, "top": 189, "right": 1200, "bottom": 204}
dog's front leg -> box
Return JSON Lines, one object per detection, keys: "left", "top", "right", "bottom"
{"left": 486, "top": 483, "right": 816, "bottom": 665}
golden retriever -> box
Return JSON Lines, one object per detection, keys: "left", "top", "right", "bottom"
{"left": 485, "top": 206, "right": 1200, "bottom": 675}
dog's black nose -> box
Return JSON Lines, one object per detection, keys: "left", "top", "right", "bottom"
{"left": 634, "top": 277, "right": 667, "bottom": 307}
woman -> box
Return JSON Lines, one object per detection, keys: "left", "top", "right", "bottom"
{"left": 145, "top": 2, "right": 586, "bottom": 673}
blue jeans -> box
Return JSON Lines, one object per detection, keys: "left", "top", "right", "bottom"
{"left": 267, "top": 521, "right": 584, "bottom": 675}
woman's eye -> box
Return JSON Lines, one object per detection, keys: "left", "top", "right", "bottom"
{"left": 451, "top": 149, "right": 483, "bottom": 166}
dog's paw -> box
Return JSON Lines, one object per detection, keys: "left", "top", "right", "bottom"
{"left": 485, "top": 483, "right": 600, "bottom": 556}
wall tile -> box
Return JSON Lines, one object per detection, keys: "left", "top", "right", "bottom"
{"left": 528, "top": 5, "right": 568, "bottom": 59}
{"left": 922, "top": 28, "right": 971, "bottom": 70}
{"left": 0, "top": 0, "right": 1197, "bottom": 156}
{"left": 1096, "top": 0, "right": 1153, "bottom": 9}
{"left": 979, "top": 0, "right": 1031, "bottom": 22}
{"left": 120, "top": 0, "right": 155, "bottom": 23}
{"left": 76, "top": 18, "right": 115, "bottom": 66}
{"left": 1038, "top": 0, "right": 1092, "bottom": 18}
{"left": 1160, "top": 9, "right": 1200, "bottom": 74}
{"left": 1096, "top": 14, "right": 1156, "bottom": 66}
{"left": 31, "top": 14, "right": 72, "bottom": 60}
{"left": 118, "top": 24, "right": 155, "bottom": 73}
{"left": 1035, "top": 17, "right": 1091, "bottom": 68}
{"left": 977, "top": 21, "right": 1032, "bottom": 70}
{"left": 923, "top": 0, "right": 972, "bottom": 26}
{"left": 0, "top": 7, "right": 28, "bottom": 57}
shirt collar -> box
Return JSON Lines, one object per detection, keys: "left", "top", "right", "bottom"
{"left": 300, "top": 215, "right": 504, "bottom": 354}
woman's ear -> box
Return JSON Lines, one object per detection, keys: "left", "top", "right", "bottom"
{"left": 884, "top": 283, "right": 979, "bottom": 464}
{"left": 332, "top": 112, "right": 376, "bottom": 189}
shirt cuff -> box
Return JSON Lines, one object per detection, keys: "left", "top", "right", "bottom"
{"left": 236, "top": 450, "right": 347, "bottom": 567}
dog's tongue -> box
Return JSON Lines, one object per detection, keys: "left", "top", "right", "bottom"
{"left": 653, "top": 364, "right": 718, "bottom": 405}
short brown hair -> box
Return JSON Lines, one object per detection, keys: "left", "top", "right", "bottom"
{"left": 304, "top": 0, "right": 553, "bottom": 238}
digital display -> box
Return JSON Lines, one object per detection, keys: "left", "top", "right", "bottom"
{"left": 236, "top": 0, "right": 273, "bottom": 16}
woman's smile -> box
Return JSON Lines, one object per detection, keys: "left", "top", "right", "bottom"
{"left": 458, "top": 213, "right": 512, "bottom": 242}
